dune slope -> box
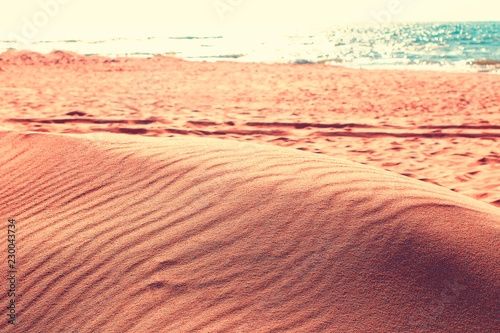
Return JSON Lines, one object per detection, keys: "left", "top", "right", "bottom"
{"left": 0, "top": 130, "right": 499, "bottom": 332}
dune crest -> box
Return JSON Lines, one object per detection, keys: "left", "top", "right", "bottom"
{"left": 0, "top": 130, "right": 499, "bottom": 332}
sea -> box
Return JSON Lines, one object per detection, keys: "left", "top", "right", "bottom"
{"left": 1, "top": 21, "right": 499, "bottom": 73}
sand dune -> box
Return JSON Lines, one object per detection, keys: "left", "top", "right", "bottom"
{"left": 1, "top": 129, "right": 499, "bottom": 332}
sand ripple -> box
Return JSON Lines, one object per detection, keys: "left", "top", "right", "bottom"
{"left": 0, "top": 130, "right": 499, "bottom": 332}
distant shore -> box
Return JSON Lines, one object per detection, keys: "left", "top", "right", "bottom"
{"left": 2, "top": 21, "right": 499, "bottom": 74}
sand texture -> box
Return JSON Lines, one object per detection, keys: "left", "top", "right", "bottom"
{"left": 1, "top": 50, "right": 500, "bottom": 332}
{"left": 1, "top": 50, "right": 500, "bottom": 208}
{"left": 0, "top": 129, "right": 500, "bottom": 332}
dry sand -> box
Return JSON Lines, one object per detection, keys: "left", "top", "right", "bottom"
{"left": 1, "top": 50, "right": 499, "bottom": 207}
{"left": 0, "top": 50, "right": 500, "bottom": 332}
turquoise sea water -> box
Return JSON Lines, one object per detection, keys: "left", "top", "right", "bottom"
{"left": 1, "top": 21, "right": 499, "bottom": 73}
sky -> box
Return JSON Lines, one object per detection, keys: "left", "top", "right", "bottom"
{"left": 1, "top": 0, "right": 499, "bottom": 40}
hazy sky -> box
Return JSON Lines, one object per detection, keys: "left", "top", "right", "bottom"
{"left": 2, "top": 0, "right": 499, "bottom": 40}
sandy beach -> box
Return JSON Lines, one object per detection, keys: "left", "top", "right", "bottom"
{"left": 1, "top": 50, "right": 500, "bottom": 332}
{"left": 1, "top": 50, "right": 500, "bottom": 207}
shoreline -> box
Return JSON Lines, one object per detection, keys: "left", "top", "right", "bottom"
{"left": 1, "top": 49, "right": 499, "bottom": 74}
{"left": 1, "top": 49, "right": 499, "bottom": 207}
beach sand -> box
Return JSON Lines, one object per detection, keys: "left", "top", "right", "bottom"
{"left": 1, "top": 50, "right": 500, "bottom": 332}
{"left": 1, "top": 50, "right": 499, "bottom": 207}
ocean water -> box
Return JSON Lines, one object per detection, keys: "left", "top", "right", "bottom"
{"left": 1, "top": 21, "right": 499, "bottom": 73}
